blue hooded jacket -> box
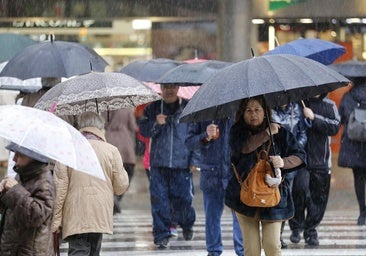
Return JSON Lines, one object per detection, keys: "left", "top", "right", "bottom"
{"left": 138, "top": 98, "right": 190, "bottom": 169}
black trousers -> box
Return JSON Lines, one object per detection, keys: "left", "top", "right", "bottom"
{"left": 289, "top": 167, "right": 331, "bottom": 239}
{"left": 352, "top": 168, "right": 366, "bottom": 214}
{"left": 67, "top": 233, "right": 103, "bottom": 256}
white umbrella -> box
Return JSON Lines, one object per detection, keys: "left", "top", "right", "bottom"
{"left": 0, "top": 105, "right": 105, "bottom": 180}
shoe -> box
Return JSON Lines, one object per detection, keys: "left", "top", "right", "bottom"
{"left": 113, "top": 204, "right": 121, "bottom": 215}
{"left": 305, "top": 236, "right": 319, "bottom": 246}
{"left": 183, "top": 228, "right": 194, "bottom": 241}
{"left": 169, "top": 226, "right": 178, "bottom": 237}
{"left": 154, "top": 238, "right": 169, "bottom": 249}
{"left": 280, "top": 238, "right": 288, "bottom": 249}
{"left": 207, "top": 253, "right": 220, "bottom": 256}
{"left": 290, "top": 230, "right": 301, "bottom": 244}
{"left": 357, "top": 214, "right": 366, "bottom": 225}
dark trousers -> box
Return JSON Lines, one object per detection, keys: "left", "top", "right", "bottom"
{"left": 352, "top": 168, "right": 366, "bottom": 214}
{"left": 67, "top": 233, "right": 103, "bottom": 256}
{"left": 289, "top": 167, "right": 331, "bottom": 239}
{"left": 150, "top": 167, "right": 196, "bottom": 243}
{"left": 114, "top": 163, "right": 135, "bottom": 213}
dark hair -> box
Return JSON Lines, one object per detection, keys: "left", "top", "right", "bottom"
{"left": 234, "top": 96, "right": 272, "bottom": 132}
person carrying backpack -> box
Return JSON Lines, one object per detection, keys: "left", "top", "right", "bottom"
{"left": 338, "top": 77, "right": 366, "bottom": 225}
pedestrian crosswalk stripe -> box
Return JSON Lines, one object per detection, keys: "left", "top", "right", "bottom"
{"left": 59, "top": 209, "right": 366, "bottom": 256}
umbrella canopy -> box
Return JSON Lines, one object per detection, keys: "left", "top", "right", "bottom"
{"left": 0, "top": 61, "right": 42, "bottom": 93}
{"left": 180, "top": 54, "right": 350, "bottom": 123}
{"left": 0, "top": 105, "right": 105, "bottom": 180}
{"left": 329, "top": 60, "right": 366, "bottom": 78}
{"left": 34, "top": 72, "right": 161, "bottom": 116}
{"left": 120, "top": 58, "right": 183, "bottom": 82}
{"left": 0, "top": 40, "right": 108, "bottom": 80}
{"left": 156, "top": 60, "right": 233, "bottom": 86}
{"left": 144, "top": 82, "right": 199, "bottom": 99}
{"left": 264, "top": 38, "right": 345, "bottom": 65}
{"left": 0, "top": 33, "right": 37, "bottom": 62}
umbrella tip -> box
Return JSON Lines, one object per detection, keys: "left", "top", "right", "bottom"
{"left": 250, "top": 48, "right": 255, "bottom": 57}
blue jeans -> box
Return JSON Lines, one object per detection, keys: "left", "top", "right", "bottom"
{"left": 150, "top": 167, "right": 196, "bottom": 243}
{"left": 203, "top": 188, "right": 244, "bottom": 256}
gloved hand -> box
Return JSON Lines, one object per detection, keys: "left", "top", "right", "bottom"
{"left": 265, "top": 168, "right": 282, "bottom": 187}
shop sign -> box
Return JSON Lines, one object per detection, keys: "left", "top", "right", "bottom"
{"left": 269, "top": 0, "right": 308, "bottom": 11}
{"left": 0, "top": 19, "right": 112, "bottom": 29}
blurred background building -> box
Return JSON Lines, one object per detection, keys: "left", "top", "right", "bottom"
{"left": 0, "top": 0, "right": 363, "bottom": 69}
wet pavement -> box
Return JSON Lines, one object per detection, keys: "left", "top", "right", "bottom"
{"left": 56, "top": 153, "right": 366, "bottom": 255}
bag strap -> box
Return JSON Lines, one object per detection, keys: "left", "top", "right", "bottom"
{"left": 232, "top": 163, "right": 243, "bottom": 184}
{"left": 256, "top": 141, "right": 271, "bottom": 160}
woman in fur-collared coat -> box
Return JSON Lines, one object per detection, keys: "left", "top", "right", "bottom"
{"left": 225, "top": 96, "right": 306, "bottom": 256}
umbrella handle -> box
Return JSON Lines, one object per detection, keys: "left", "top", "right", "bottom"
{"left": 49, "top": 102, "right": 57, "bottom": 113}
{"left": 301, "top": 100, "right": 306, "bottom": 108}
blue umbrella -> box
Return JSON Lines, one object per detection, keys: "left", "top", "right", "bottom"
{"left": 264, "top": 38, "right": 345, "bottom": 65}
{"left": 0, "top": 33, "right": 37, "bottom": 62}
{"left": 179, "top": 54, "right": 349, "bottom": 123}
{"left": 120, "top": 58, "right": 183, "bottom": 82}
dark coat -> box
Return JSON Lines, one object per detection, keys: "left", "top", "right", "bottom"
{"left": 225, "top": 125, "right": 306, "bottom": 221}
{"left": 185, "top": 118, "right": 232, "bottom": 192}
{"left": 0, "top": 161, "right": 55, "bottom": 256}
{"left": 304, "top": 96, "right": 340, "bottom": 169}
{"left": 272, "top": 102, "right": 307, "bottom": 149}
{"left": 338, "top": 83, "right": 366, "bottom": 168}
{"left": 138, "top": 98, "right": 190, "bottom": 169}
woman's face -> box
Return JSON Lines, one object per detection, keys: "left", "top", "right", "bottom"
{"left": 243, "top": 99, "right": 265, "bottom": 127}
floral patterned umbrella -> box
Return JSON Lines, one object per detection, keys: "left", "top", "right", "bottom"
{"left": 0, "top": 105, "right": 105, "bottom": 180}
{"left": 34, "top": 72, "right": 161, "bottom": 115}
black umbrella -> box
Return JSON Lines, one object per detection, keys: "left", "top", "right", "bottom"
{"left": 0, "top": 40, "right": 108, "bottom": 80}
{"left": 329, "top": 60, "right": 366, "bottom": 78}
{"left": 120, "top": 58, "right": 183, "bottom": 82}
{"left": 156, "top": 60, "right": 233, "bottom": 86}
{"left": 180, "top": 54, "right": 350, "bottom": 123}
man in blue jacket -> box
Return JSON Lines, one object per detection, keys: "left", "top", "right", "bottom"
{"left": 186, "top": 118, "right": 244, "bottom": 256}
{"left": 138, "top": 84, "right": 196, "bottom": 248}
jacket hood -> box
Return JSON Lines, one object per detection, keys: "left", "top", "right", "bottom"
{"left": 79, "top": 127, "right": 106, "bottom": 142}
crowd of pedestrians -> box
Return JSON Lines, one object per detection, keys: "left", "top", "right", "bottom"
{"left": 0, "top": 74, "right": 363, "bottom": 256}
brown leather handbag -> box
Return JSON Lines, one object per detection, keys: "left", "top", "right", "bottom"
{"left": 232, "top": 144, "right": 281, "bottom": 208}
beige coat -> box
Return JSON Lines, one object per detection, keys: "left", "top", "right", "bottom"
{"left": 51, "top": 127, "right": 129, "bottom": 239}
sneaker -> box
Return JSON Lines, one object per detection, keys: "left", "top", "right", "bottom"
{"left": 305, "top": 236, "right": 319, "bottom": 246}
{"left": 280, "top": 238, "right": 288, "bottom": 249}
{"left": 154, "top": 238, "right": 169, "bottom": 249}
{"left": 290, "top": 230, "right": 301, "bottom": 244}
{"left": 183, "top": 228, "right": 194, "bottom": 241}
{"left": 169, "top": 226, "right": 178, "bottom": 237}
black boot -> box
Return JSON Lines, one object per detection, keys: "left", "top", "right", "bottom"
{"left": 357, "top": 210, "right": 366, "bottom": 225}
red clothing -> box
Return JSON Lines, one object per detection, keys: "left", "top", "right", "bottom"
{"left": 136, "top": 131, "right": 150, "bottom": 170}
